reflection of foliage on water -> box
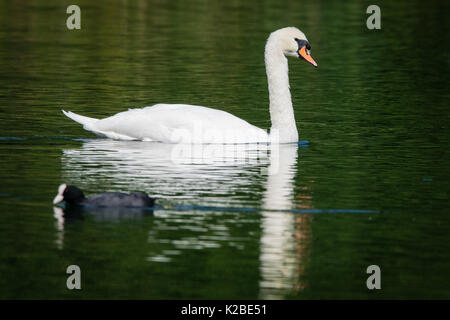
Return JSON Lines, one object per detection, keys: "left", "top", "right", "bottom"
{"left": 0, "top": 0, "right": 449, "bottom": 299}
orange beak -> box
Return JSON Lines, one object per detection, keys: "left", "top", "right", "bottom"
{"left": 298, "top": 46, "right": 318, "bottom": 67}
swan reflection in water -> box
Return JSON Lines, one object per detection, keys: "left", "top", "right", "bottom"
{"left": 55, "top": 139, "right": 311, "bottom": 298}
{"left": 260, "top": 144, "right": 312, "bottom": 298}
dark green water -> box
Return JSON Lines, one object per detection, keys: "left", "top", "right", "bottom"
{"left": 0, "top": 0, "right": 449, "bottom": 299}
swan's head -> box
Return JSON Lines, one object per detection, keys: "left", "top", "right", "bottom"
{"left": 269, "top": 27, "right": 318, "bottom": 67}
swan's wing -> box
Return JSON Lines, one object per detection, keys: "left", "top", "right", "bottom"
{"left": 91, "top": 104, "right": 268, "bottom": 143}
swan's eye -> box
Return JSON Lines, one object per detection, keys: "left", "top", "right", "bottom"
{"left": 295, "top": 38, "right": 311, "bottom": 50}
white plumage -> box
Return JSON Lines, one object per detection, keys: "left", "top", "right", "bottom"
{"left": 63, "top": 27, "right": 317, "bottom": 144}
{"left": 64, "top": 104, "right": 268, "bottom": 143}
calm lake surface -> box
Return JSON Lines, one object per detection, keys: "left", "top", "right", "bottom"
{"left": 0, "top": 0, "right": 449, "bottom": 299}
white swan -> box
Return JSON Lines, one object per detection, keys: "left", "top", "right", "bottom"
{"left": 63, "top": 27, "right": 317, "bottom": 144}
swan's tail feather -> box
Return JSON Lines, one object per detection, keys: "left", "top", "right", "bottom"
{"left": 62, "top": 110, "right": 98, "bottom": 130}
{"left": 62, "top": 109, "right": 137, "bottom": 140}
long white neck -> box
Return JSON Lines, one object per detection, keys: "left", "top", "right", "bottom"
{"left": 265, "top": 36, "right": 299, "bottom": 143}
